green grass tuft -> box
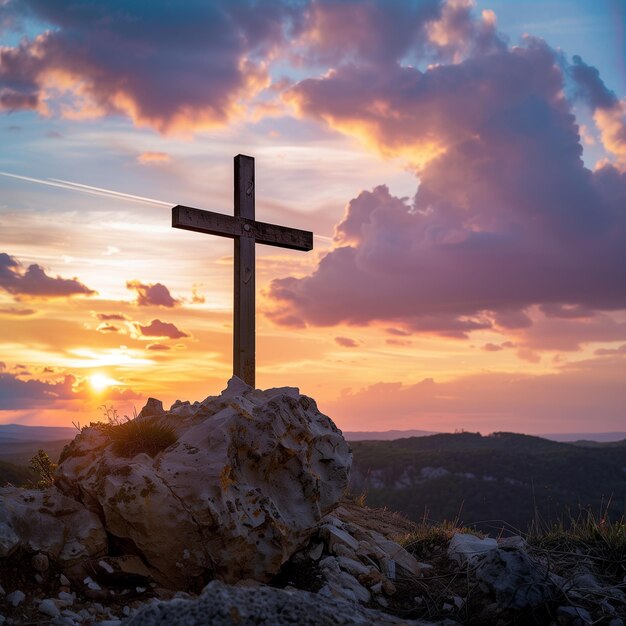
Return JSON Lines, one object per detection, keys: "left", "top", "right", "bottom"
{"left": 105, "top": 417, "right": 177, "bottom": 459}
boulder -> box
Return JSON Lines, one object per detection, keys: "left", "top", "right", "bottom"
{"left": 476, "top": 547, "right": 558, "bottom": 610}
{"left": 56, "top": 377, "right": 351, "bottom": 588}
{"left": 123, "top": 579, "right": 437, "bottom": 626}
{"left": 0, "top": 486, "right": 107, "bottom": 564}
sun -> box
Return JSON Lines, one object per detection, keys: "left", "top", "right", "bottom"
{"left": 90, "top": 373, "right": 117, "bottom": 392}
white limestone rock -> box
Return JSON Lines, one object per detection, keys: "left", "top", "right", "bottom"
{"left": 56, "top": 377, "right": 351, "bottom": 588}
{"left": 0, "top": 487, "right": 107, "bottom": 564}
{"left": 122, "top": 580, "right": 435, "bottom": 626}
{"left": 448, "top": 533, "right": 498, "bottom": 565}
{"left": 38, "top": 598, "right": 60, "bottom": 618}
{"left": 6, "top": 590, "right": 25, "bottom": 607}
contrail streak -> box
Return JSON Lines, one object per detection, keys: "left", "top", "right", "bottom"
{"left": 0, "top": 171, "right": 171, "bottom": 207}
{"left": 1, "top": 171, "right": 336, "bottom": 243}
{"left": 50, "top": 178, "right": 172, "bottom": 206}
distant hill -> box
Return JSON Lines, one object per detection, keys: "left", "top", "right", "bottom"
{"left": 343, "top": 429, "right": 438, "bottom": 441}
{"left": 350, "top": 431, "right": 626, "bottom": 534}
{"left": 0, "top": 424, "right": 76, "bottom": 466}
{"left": 0, "top": 424, "right": 76, "bottom": 442}
{"left": 541, "top": 432, "right": 626, "bottom": 443}
{"left": 343, "top": 428, "right": 626, "bottom": 443}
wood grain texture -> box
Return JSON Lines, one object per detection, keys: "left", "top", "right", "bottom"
{"left": 172, "top": 206, "right": 313, "bottom": 251}
{"left": 234, "top": 155, "right": 256, "bottom": 387}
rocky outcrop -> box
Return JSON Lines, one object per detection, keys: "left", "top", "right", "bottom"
{"left": 0, "top": 486, "right": 107, "bottom": 564}
{"left": 55, "top": 377, "right": 351, "bottom": 588}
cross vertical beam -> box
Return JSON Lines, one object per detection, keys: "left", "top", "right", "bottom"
{"left": 171, "top": 154, "right": 313, "bottom": 389}
{"left": 234, "top": 155, "right": 256, "bottom": 387}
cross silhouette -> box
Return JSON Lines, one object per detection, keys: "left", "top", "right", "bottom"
{"left": 172, "top": 154, "right": 313, "bottom": 387}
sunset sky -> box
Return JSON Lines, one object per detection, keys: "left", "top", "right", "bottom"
{"left": 1, "top": 0, "right": 625, "bottom": 434}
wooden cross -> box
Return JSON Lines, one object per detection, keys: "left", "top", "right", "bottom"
{"left": 171, "top": 154, "right": 313, "bottom": 388}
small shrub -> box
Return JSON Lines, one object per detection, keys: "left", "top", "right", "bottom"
{"left": 107, "top": 417, "right": 177, "bottom": 458}
{"left": 29, "top": 449, "right": 57, "bottom": 488}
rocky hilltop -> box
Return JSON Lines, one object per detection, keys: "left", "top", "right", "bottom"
{"left": 1, "top": 379, "right": 624, "bottom": 625}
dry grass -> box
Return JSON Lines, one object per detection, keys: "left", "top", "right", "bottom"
{"left": 527, "top": 509, "right": 626, "bottom": 583}
{"left": 104, "top": 417, "right": 177, "bottom": 458}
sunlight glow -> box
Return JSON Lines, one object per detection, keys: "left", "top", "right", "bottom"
{"left": 89, "top": 373, "right": 120, "bottom": 392}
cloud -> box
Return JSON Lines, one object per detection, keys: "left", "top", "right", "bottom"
{"left": 0, "top": 371, "right": 140, "bottom": 410}
{"left": 335, "top": 336, "right": 358, "bottom": 348}
{"left": 267, "top": 34, "right": 626, "bottom": 338}
{"left": 137, "top": 151, "right": 171, "bottom": 165}
{"left": 0, "top": 0, "right": 300, "bottom": 132}
{"left": 571, "top": 55, "right": 626, "bottom": 169}
{"left": 386, "top": 328, "right": 411, "bottom": 337}
{"left": 519, "top": 312, "right": 626, "bottom": 351}
{"left": 296, "top": 0, "right": 442, "bottom": 67}
{"left": 0, "top": 373, "right": 76, "bottom": 410}
{"left": 127, "top": 280, "right": 178, "bottom": 307}
{"left": 191, "top": 285, "right": 205, "bottom": 304}
{"left": 327, "top": 355, "right": 626, "bottom": 433}
{"left": 482, "top": 343, "right": 503, "bottom": 352}
{"left": 594, "top": 344, "right": 626, "bottom": 356}
{"left": 147, "top": 343, "right": 171, "bottom": 351}
{"left": 96, "top": 312, "right": 129, "bottom": 321}
{"left": 386, "top": 338, "right": 411, "bottom": 347}
{"left": 0, "top": 252, "right": 95, "bottom": 298}
{"left": 96, "top": 323, "right": 120, "bottom": 333}
{"left": 135, "top": 319, "right": 189, "bottom": 340}
{"left": 0, "top": 306, "right": 36, "bottom": 315}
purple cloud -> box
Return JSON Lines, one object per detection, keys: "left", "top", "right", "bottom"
{"left": 267, "top": 36, "right": 626, "bottom": 338}
{"left": 127, "top": 280, "right": 178, "bottom": 308}
{"left": 96, "top": 312, "right": 128, "bottom": 321}
{"left": 0, "top": 252, "right": 95, "bottom": 298}
{"left": 136, "top": 319, "right": 189, "bottom": 340}
{"left": 0, "top": 372, "right": 139, "bottom": 410}
{"left": 0, "top": 0, "right": 301, "bottom": 130}
{"left": 335, "top": 336, "right": 359, "bottom": 348}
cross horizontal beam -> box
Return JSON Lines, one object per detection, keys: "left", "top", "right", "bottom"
{"left": 172, "top": 205, "right": 313, "bottom": 251}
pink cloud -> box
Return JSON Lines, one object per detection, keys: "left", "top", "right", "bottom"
{"left": 386, "top": 328, "right": 411, "bottom": 337}
{"left": 137, "top": 151, "right": 171, "bottom": 165}
{"left": 482, "top": 343, "right": 503, "bottom": 352}
{"left": 595, "top": 344, "right": 626, "bottom": 356}
{"left": 0, "top": 252, "right": 95, "bottom": 299}
{"left": 135, "top": 319, "right": 189, "bottom": 340}
{"left": 0, "top": 307, "right": 36, "bottom": 316}
{"left": 267, "top": 35, "right": 626, "bottom": 339}
{"left": 127, "top": 280, "right": 178, "bottom": 308}
{"left": 386, "top": 338, "right": 411, "bottom": 347}
{"left": 519, "top": 313, "right": 626, "bottom": 351}
{"left": 326, "top": 354, "right": 626, "bottom": 433}
{"left": 335, "top": 336, "right": 359, "bottom": 348}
